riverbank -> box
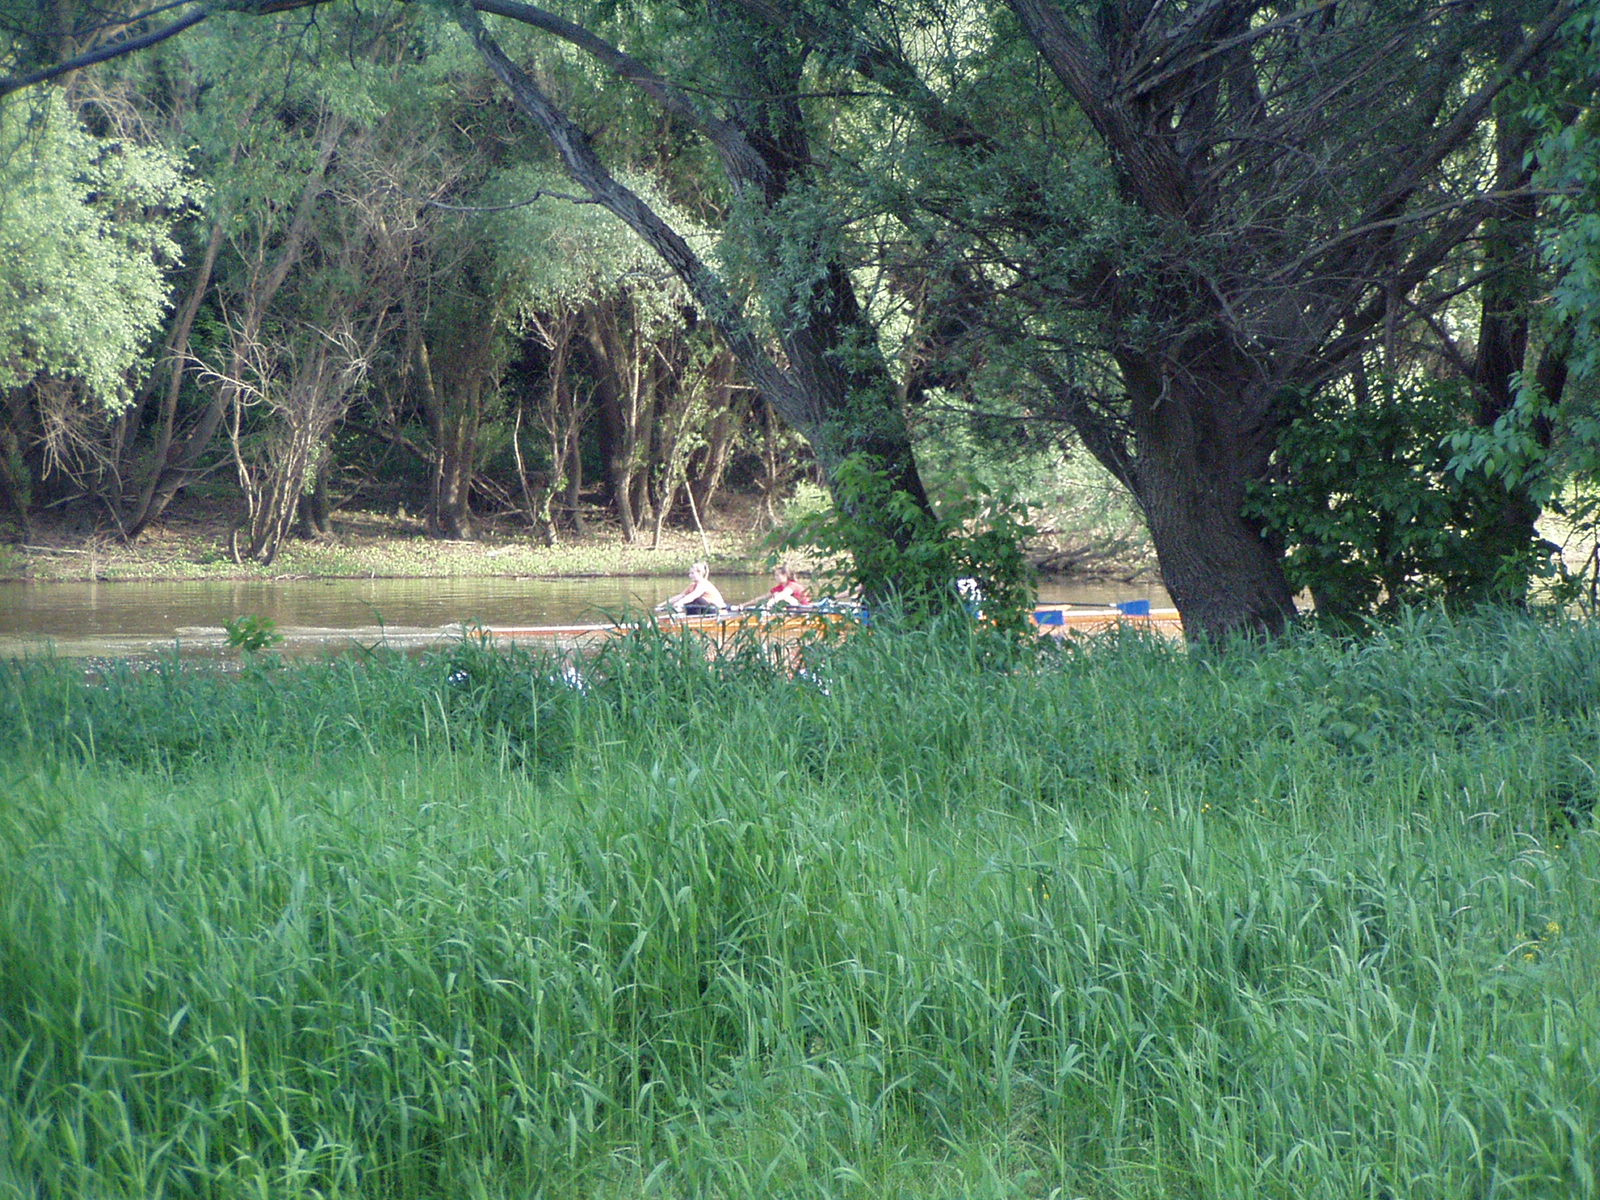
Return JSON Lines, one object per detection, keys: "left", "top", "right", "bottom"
{"left": 1, "top": 495, "right": 1159, "bottom": 585}
{"left": 1, "top": 499, "right": 776, "bottom": 585}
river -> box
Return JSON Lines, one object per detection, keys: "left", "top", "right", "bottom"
{"left": 0, "top": 575, "right": 1170, "bottom": 661}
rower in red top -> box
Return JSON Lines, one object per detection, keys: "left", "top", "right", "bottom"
{"left": 742, "top": 563, "right": 810, "bottom": 610}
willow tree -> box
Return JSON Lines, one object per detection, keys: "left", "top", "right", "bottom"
{"left": 387, "top": 0, "right": 1595, "bottom": 636}
{"left": 6, "top": 1, "right": 939, "bottom": 595}
{"left": 0, "top": 86, "right": 190, "bottom": 534}
{"left": 710, "top": 0, "right": 1579, "bottom": 637}
{"left": 453, "top": 2, "right": 938, "bottom": 542}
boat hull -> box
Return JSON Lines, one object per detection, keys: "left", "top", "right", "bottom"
{"left": 468, "top": 604, "right": 1182, "bottom": 649}
{"left": 1030, "top": 605, "right": 1185, "bottom": 638}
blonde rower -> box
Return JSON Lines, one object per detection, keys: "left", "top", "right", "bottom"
{"left": 658, "top": 561, "right": 727, "bottom": 615}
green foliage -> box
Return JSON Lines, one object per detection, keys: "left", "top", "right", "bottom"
{"left": 779, "top": 453, "right": 1037, "bottom": 635}
{"left": 1461, "top": 3, "right": 1600, "bottom": 608}
{"left": 481, "top": 167, "right": 699, "bottom": 321}
{"left": 916, "top": 416, "right": 1154, "bottom": 572}
{"left": 1528, "top": 0, "right": 1600, "bottom": 383}
{"left": 1247, "top": 375, "right": 1552, "bottom": 623}
{"left": 221, "top": 613, "right": 283, "bottom": 654}
{"left": 1447, "top": 377, "right": 1600, "bottom": 609}
{"left": 0, "top": 89, "right": 193, "bottom": 410}
{"left": 778, "top": 478, "right": 832, "bottom": 524}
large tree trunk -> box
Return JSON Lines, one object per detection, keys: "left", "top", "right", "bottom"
{"left": 1138, "top": 462, "right": 1298, "bottom": 642}
{"left": 1129, "top": 366, "right": 1298, "bottom": 642}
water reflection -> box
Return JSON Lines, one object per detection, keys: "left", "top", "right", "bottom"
{"left": 0, "top": 575, "right": 1169, "bottom": 660}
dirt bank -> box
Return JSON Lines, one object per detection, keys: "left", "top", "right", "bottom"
{"left": 2, "top": 498, "right": 777, "bottom": 585}
{"left": 3, "top": 493, "right": 1157, "bottom": 586}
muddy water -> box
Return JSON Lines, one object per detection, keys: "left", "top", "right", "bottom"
{"left": 0, "top": 575, "right": 1170, "bottom": 660}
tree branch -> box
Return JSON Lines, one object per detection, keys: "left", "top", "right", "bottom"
{"left": 0, "top": 5, "right": 210, "bottom": 97}
{"left": 453, "top": 6, "right": 813, "bottom": 429}
{"left": 469, "top": 0, "right": 776, "bottom": 196}
{"left": 1343, "top": 0, "right": 1574, "bottom": 249}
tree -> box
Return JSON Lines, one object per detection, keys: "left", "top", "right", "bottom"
{"left": 1446, "top": 0, "right": 1600, "bottom": 604}
{"left": 453, "top": 2, "right": 939, "bottom": 579}
{"left": 444, "top": 0, "right": 1587, "bottom": 636}
{"left": 752, "top": 0, "right": 1580, "bottom": 638}
{"left": 483, "top": 169, "right": 696, "bottom": 541}
{"left": 0, "top": 1, "right": 956, "bottom": 604}
{"left": 0, "top": 85, "right": 190, "bottom": 534}
{"left": 9, "top": 0, "right": 1585, "bottom": 638}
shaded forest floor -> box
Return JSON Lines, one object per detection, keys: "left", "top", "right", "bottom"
{"left": 3, "top": 492, "right": 1159, "bottom": 585}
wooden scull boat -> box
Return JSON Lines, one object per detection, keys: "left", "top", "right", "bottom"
{"left": 467, "top": 601, "right": 1182, "bottom": 650}
{"left": 469, "top": 608, "right": 845, "bottom": 650}
{"left": 1030, "top": 602, "right": 1185, "bottom": 638}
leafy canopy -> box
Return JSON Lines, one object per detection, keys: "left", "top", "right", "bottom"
{"left": 0, "top": 89, "right": 193, "bottom": 410}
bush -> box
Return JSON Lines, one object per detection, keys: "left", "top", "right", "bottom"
{"left": 779, "top": 454, "right": 1039, "bottom": 636}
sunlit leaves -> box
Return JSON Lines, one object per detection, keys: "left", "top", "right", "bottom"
{"left": 480, "top": 165, "right": 700, "bottom": 323}
{"left": 0, "top": 89, "right": 193, "bottom": 411}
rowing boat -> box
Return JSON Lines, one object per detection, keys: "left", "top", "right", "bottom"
{"left": 467, "top": 600, "right": 1182, "bottom": 650}
{"left": 469, "top": 608, "right": 845, "bottom": 650}
{"left": 1030, "top": 602, "right": 1185, "bottom": 638}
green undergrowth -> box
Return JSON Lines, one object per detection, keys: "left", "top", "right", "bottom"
{"left": 2, "top": 610, "right": 1598, "bottom": 1198}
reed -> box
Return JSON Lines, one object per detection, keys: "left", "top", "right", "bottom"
{"left": 2, "top": 609, "right": 1596, "bottom": 1198}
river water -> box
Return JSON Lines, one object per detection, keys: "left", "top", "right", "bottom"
{"left": 0, "top": 574, "right": 1170, "bottom": 661}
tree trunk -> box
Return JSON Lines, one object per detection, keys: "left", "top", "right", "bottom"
{"left": 594, "top": 394, "right": 639, "bottom": 542}
{"left": 1138, "top": 465, "right": 1297, "bottom": 642}
{"left": 433, "top": 419, "right": 478, "bottom": 540}
{"left": 688, "top": 361, "right": 743, "bottom": 520}
{"left": 1129, "top": 370, "right": 1298, "bottom": 642}
{"left": 511, "top": 403, "right": 555, "bottom": 547}
{"left": 124, "top": 215, "right": 228, "bottom": 538}
{"left": 584, "top": 302, "right": 648, "bottom": 543}
{"left": 524, "top": 314, "right": 588, "bottom": 545}
{"left": 297, "top": 465, "right": 333, "bottom": 539}
{"left": 563, "top": 439, "right": 585, "bottom": 536}
{"left": 415, "top": 338, "right": 481, "bottom": 541}
{"left": 1457, "top": 96, "right": 1558, "bottom": 603}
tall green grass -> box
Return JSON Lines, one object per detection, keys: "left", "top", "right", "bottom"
{"left": 2, "top": 610, "right": 1597, "bottom": 1198}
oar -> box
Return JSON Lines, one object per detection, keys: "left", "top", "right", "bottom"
{"left": 1033, "top": 600, "right": 1154, "bottom": 626}
{"left": 1036, "top": 599, "right": 1154, "bottom": 614}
